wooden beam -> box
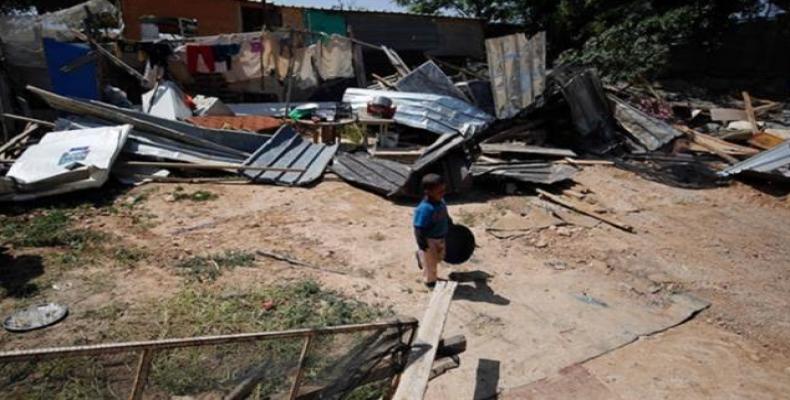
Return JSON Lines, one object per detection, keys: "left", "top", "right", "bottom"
{"left": 537, "top": 189, "right": 634, "bottom": 233}
{"left": 71, "top": 30, "right": 145, "bottom": 82}
{"left": 0, "top": 123, "right": 39, "bottom": 157}
{"left": 392, "top": 280, "right": 458, "bottom": 400}
{"left": 2, "top": 113, "right": 56, "bottom": 128}
{"left": 559, "top": 158, "right": 614, "bottom": 166}
{"left": 742, "top": 91, "right": 760, "bottom": 135}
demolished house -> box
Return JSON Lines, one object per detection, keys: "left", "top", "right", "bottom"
{"left": 1, "top": 1, "right": 789, "bottom": 396}
{"left": 1, "top": 0, "right": 787, "bottom": 202}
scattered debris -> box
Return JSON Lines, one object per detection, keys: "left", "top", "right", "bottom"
{"left": 3, "top": 303, "right": 68, "bottom": 332}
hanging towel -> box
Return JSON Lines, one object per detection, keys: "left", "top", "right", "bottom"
{"left": 186, "top": 45, "right": 214, "bottom": 74}
{"left": 316, "top": 34, "right": 354, "bottom": 80}
{"left": 227, "top": 40, "right": 263, "bottom": 82}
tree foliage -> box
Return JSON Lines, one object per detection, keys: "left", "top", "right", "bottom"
{"left": 395, "top": 0, "right": 789, "bottom": 81}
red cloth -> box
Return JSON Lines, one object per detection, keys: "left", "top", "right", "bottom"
{"left": 186, "top": 45, "right": 215, "bottom": 74}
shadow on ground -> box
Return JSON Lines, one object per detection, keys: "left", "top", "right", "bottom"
{"left": 0, "top": 247, "right": 44, "bottom": 298}
{"left": 450, "top": 271, "right": 510, "bottom": 306}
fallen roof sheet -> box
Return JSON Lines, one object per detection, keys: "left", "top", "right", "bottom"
{"left": 28, "top": 86, "right": 266, "bottom": 156}
{"left": 718, "top": 140, "right": 790, "bottom": 178}
{"left": 187, "top": 116, "right": 284, "bottom": 132}
{"left": 471, "top": 162, "right": 577, "bottom": 185}
{"left": 2, "top": 124, "right": 131, "bottom": 201}
{"left": 480, "top": 143, "right": 577, "bottom": 158}
{"left": 395, "top": 61, "right": 469, "bottom": 102}
{"left": 610, "top": 96, "right": 682, "bottom": 152}
{"left": 331, "top": 151, "right": 410, "bottom": 196}
{"left": 242, "top": 125, "right": 337, "bottom": 186}
{"left": 54, "top": 117, "right": 248, "bottom": 165}
{"left": 411, "top": 132, "right": 466, "bottom": 173}
{"left": 343, "top": 88, "right": 493, "bottom": 137}
{"left": 548, "top": 68, "right": 619, "bottom": 149}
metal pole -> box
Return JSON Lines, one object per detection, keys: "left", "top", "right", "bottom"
{"left": 0, "top": 319, "right": 418, "bottom": 362}
{"left": 288, "top": 335, "right": 313, "bottom": 400}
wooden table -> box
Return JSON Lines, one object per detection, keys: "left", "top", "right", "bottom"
{"left": 294, "top": 118, "right": 357, "bottom": 145}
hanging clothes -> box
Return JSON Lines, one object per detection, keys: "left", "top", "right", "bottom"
{"left": 226, "top": 39, "right": 263, "bottom": 83}
{"left": 294, "top": 45, "right": 319, "bottom": 89}
{"left": 316, "top": 34, "right": 354, "bottom": 80}
{"left": 186, "top": 45, "right": 214, "bottom": 74}
{"left": 212, "top": 44, "right": 240, "bottom": 73}
{"left": 261, "top": 32, "right": 280, "bottom": 76}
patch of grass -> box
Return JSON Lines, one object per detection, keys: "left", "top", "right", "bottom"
{"left": 0, "top": 210, "right": 104, "bottom": 249}
{"left": 175, "top": 250, "right": 256, "bottom": 282}
{"left": 111, "top": 246, "right": 147, "bottom": 267}
{"left": 170, "top": 187, "right": 218, "bottom": 202}
{"left": 339, "top": 123, "right": 366, "bottom": 145}
{"left": 142, "top": 280, "right": 391, "bottom": 396}
{"left": 8, "top": 280, "right": 394, "bottom": 398}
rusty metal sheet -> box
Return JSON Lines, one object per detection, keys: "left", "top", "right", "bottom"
{"left": 187, "top": 116, "right": 284, "bottom": 133}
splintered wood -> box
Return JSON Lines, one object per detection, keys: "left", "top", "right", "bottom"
{"left": 393, "top": 280, "right": 458, "bottom": 400}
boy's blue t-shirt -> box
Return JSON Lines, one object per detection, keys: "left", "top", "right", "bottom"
{"left": 413, "top": 198, "right": 449, "bottom": 238}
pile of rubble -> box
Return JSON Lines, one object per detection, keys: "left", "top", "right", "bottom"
{"left": 0, "top": 1, "right": 787, "bottom": 204}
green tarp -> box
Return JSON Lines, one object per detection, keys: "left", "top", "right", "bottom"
{"left": 303, "top": 10, "right": 346, "bottom": 43}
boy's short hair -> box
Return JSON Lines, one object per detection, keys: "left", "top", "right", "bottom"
{"left": 421, "top": 173, "right": 444, "bottom": 192}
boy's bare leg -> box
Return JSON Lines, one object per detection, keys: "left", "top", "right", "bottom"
{"left": 422, "top": 239, "right": 442, "bottom": 284}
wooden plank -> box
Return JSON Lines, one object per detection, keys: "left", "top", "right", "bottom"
{"left": 748, "top": 132, "right": 785, "bottom": 150}
{"left": 2, "top": 113, "right": 56, "bottom": 128}
{"left": 0, "top": 123, "right": 38, "bottom": 157}
{"left": 709, "top": 108, "right": 747, "bottom": 122}
{"left": 537, "top": 189, "right": 634, "bottom": 233}
{"left": 392, "top": 280, "right": 458, "bottom": 400}
{"left": 560, "top": 158, "right": 614, "bottom": 166}
{"left": 742, "top": 91, "right": 759, "bottom": 135}
{"left": 674, "top": 125, "right": 758, "bottom": 161}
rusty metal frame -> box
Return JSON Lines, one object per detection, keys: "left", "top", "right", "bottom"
{"left": 0, "top": 318, "right": 417, "bottom": 399}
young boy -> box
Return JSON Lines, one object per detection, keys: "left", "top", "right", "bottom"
{"left": 413, "top": 173, "right": 451, "bottom": 288}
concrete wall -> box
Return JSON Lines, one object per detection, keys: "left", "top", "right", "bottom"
{"left": 121, "top": 0, "right": 241, "bottom": 39}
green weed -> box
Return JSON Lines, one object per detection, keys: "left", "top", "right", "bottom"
{"left": 175, "top": 250, "right": 256, "bottom": 282}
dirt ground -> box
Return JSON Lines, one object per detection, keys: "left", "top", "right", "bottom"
{"left": 2, "top": 165, "right": 790, "bottom": 399}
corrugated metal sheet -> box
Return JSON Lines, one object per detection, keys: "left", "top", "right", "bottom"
{"left": 28, "top": 86, "right": 266, "bottom": 156}
{"left": 485, "top": 32, "right": 546, "bottom": 119}
{"left": 343, "top": 88, "right": 493, "bottom": 137}
{"left": 719, "top": 140, "right": 790, "bottom": 177}
{"left": 548, "top": 68, "right": 620, "bottom": 151}
{"left": 406, "top": 133, "right": 473, "bottom": 195}
{"left": 345, "top": 14, "right": 439, "bottom": 51}
{"left": 242, "top": 125, "right": 337, "bottom": 186}
{"left": 331, "top": 151, "right": 410, "bottom": 196}
{"left": 610, "top": 96, "right": 682, "bottom": 152}
{"left": 54, "top": 117, "right": 248, "bottom": 164}
{"left": 471, "top": 162, "right": 577, "bottom": 184}
{"left": 396, "top": 61, "right": 469, "bottom": 101}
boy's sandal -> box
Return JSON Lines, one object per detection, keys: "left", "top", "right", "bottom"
{"left": 424, "top": 278, "right": 447, "bottom": 289}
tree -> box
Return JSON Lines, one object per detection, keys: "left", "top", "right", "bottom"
{"left": 395, "top": 0, "right": 784, "bottom": 81}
